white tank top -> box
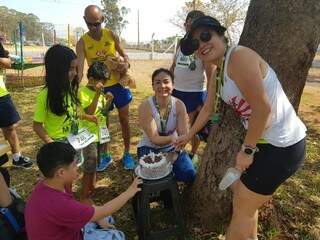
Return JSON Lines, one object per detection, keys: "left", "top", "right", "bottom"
{"left": 173, "top": 47, "right": 206, "bottom": 92}
{"left": 137, "top": 96, "right": 178, "bottom": 149}
{"left": 220, "top": 46, "right": 306, "bottom": 147}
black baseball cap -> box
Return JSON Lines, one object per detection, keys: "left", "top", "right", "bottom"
{"left": 180, "top": 16, "right": 226, "bottom": 56}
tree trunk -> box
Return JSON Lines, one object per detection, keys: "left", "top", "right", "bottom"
{"left": 187, "top": 0, "right": 320, "bottom": 231}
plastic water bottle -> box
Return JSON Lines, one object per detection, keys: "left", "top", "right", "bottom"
{"left": 219, "top": 167, "right": 241, "bottom": 190}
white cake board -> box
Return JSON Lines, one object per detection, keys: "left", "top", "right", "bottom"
{"left": 135, "top": 165, "right": 173, "bottom": 180}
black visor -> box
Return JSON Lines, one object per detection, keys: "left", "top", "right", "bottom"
{"left": 180, "top": 16, "right": 226, "bottom": 56}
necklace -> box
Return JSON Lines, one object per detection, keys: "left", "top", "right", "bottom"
{"left": 211, "top": 57, "right": 225, "bottom": 124}
{"left": 153, "top": 96, "right": 172, "bottom": 135}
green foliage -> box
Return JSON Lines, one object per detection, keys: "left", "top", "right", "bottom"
{"left": 100, "top": 0, "right": 129, "bottom": 36}
{"left": 0, "top": 5, "right": 54, "bottom": 44}
{"left": 169, "top": 0, "right": 249, "bottom": 44}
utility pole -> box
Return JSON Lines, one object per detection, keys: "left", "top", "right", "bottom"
{"left": 193, "top": 0, "right": 196, "bottom": 10}
{"left": 137, "top": 9, "right": 140, "bottom": 49}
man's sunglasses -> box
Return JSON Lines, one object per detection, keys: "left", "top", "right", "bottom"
{"left": 85, "top": 21, "right": 102, "bottom": 27}
{"left": 190, "top": 31, "right": 212, "bottom": 51}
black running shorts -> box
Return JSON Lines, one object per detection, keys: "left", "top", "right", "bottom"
{"left": 240, "top": 138, "right": 306, "bottom": 195}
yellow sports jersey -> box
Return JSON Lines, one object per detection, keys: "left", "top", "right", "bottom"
{"left": 0, "top": 69, "right": 9, "bottom": 97}
{"left": 34, "top": 88, "right": 80, "bottom": 140}
{"left": 78, "top": 86, "right": 108, "bottom": 143}
{"left": 82, "top": 29, "right": 120, "bottom": 87}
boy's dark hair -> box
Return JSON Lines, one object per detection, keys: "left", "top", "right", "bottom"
{"left": 186, "top": 10, "right": 205, "bottom": 22}
{"left": 36, "top": 142, "right": 76, "bottom": 178}
{"left": 87, "top": 61, "right": 110, "bottom": 82}
{"left": 151, "top": 68, "right": 174, "bottom": 84}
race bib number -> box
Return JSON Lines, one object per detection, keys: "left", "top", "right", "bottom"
{"left": 99, "top": 125, "right": 110, "bottom": 144}
{"left": 67, "top": 128, "right": 97, "bottom": 150}
{"left": 176, "top": 54, "right": 191, "bottom": 68}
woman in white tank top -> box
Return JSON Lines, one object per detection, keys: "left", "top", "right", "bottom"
{"left": 137, "top": 68, "right": 196, "bottom": 184}
{"left": 176, "top": 16, "right": 306, "bottom": 240}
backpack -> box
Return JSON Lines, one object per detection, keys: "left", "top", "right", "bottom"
{"left": 0, "top": 187, "right": 27, "bottom": 240}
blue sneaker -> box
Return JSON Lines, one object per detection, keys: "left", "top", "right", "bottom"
{"left": 123, "top": 152, "right": 135, "bottom": 170}
{"left": 97, "top": 153, "right": 112, "bottom": 172}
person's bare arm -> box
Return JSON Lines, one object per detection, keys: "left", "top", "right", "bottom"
{"left": 138, "top": 101, "right": 175, "bottom": 146}
{"left": 0, "top": 57, "right": 11, "bottom": 69}
{"left": 90, "top": 177, "right": 142, "bottom": 221}
{"left": 176, "top": 99, "right": 188, "bottom": 136}
{"left": 33, "top": 121, "right": 54, "bottom": 144}
{"left": 110, "top": 30, "right": 129, "bottom": 74}
{"left": 169, "top": 42, "right": 180, "bottom": 73}
{"left": 0, "top": 173, "right": 12, "bottom": 208}
{"left": 110, "top": 30, "right": 128, "bottom": 60}
{"left": 85, "top": 82, "right": 104, "bottom": 115}
{"left": 169, "top": 51, "right": 178, "bottom": 74}
{"left": 229, "top": 47, "right": 271, "bottom": 148}
{"left": 175, "top": 64, "right": 217, "bottom": 148}
{"left": 76, "top": 38, "right": 86, "bottom": 82}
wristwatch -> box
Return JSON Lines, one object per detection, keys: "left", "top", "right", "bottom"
{"left": 241, "top": 144, "right": 259, "bottom": 155}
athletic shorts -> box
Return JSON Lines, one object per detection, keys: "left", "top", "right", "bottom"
{"left": 104, "top": 83, "right": 132, "bottom": 110}
{"left": 241, "top": 138, "right": 306, "bottom": 195}
{"left": 172, "top": 89, "right": 206, "bottom": 114}
{"left": 0, "top": 95, "right": 20, "bottom": 128}
{"left": 82, "top": 143, "right": 98, "bottom": 174}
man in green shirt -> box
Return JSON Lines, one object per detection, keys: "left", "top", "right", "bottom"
{"left": 0, "top": 42, "right": 33, "bottom": 168}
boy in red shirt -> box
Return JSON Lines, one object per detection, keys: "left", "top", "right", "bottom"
{"left": 25, "top": 142, "right": 141, "bottom": 240}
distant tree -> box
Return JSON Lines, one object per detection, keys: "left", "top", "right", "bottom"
{"left": 210, "top": 0, "right": 249, "bottom": 44}
{"left": 0, "top": 6, "right": 45, "bottom": 42}
{"left": 41, "top": 22, "right": 55, "bottom": 45}
{"left": 100, "top": 0, "right": 129, "bottom": 37}
{"left": 169, "top": 0, "right": 210, "bottom": 31}
{"left": 170, "top": 0, "right": 249, "bottom": 44}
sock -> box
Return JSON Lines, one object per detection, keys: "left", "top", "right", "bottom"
{"left": 12, "top": 153, "right": 21, "bottom": 162}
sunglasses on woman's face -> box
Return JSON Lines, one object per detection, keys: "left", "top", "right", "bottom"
{"left": 191, "top": 31, "right": 213, "bottom": 51}
{"left": 85, "top": 21, "right": 102, "bottom": 27}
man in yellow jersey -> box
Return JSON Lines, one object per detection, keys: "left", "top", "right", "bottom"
{"left": 0, "top": 42, "right": 33, "bottom": 169}
{"left": 77, "top": 5, "right": 134, "bottom": 170}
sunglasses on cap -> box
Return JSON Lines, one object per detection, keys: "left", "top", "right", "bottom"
{"left": 85, "top": 21, "right": 102, "bottom": 27}
{"left": 190, "top": 31, "right": 213, "bottom": 52}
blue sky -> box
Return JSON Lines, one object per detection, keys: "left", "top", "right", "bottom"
{"left": 0, "top": 0, "right": 186, "bottom": 42}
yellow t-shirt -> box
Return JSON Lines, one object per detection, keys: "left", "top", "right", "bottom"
{"left": 82, "top": 29, "right": 119, "bottom": 87}
{"left": 34, "top": 88, "right": 80, "bottom": 140}
{"left": 0, "top": 69, "right": 9, "bottom": 97}
{"left": 78, "top": 86, "right": 107, "bottom": 143}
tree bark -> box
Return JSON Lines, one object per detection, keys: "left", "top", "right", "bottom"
{"left": 187, "top": 0, "right": 320, "bottom": 231}
{"left": 239, "top": 0, "right": 320, "bottom": 110}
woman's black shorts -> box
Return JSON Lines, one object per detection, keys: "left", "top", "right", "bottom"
{"left": 240, "top": 138, "right": 306, "bottom": 195}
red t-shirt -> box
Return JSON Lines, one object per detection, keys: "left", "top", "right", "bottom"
{"left": 25, "top": 181, "right": 94, "bottom": 240}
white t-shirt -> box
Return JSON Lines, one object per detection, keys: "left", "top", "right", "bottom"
{"left": 173, "top": 47, "right": 206, "bottom": 92}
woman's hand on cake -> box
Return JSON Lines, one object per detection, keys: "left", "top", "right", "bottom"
{"left": 174, "top": 134, "right": 191, "bottom": 150}
{"left": 170, "top": 134, "right": 178, "bottom": 145}
{"left": 126, "top": 177, "right": 143, "bottom": 197}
